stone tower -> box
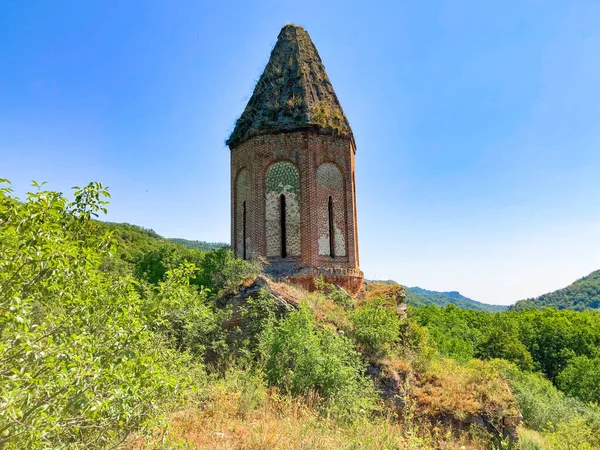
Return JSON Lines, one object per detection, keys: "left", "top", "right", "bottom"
{"left": 228, "top": 24, "right": 363, "bottom": 295}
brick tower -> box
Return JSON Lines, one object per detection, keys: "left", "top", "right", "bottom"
{"left": 227, "top": 24, "right": 363, "bottom": 295}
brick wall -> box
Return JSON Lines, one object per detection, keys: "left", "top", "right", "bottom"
{"left": 230, "top": 130, "right": 363, "bottom": 295}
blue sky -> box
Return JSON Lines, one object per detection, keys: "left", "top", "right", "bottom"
{"left": 2, "top": 0, "right": 599, "bottom": 305}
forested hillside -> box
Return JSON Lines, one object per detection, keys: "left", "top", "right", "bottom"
{"left": 407, "top": 286, "right": 507, "bottom": 312}
{"left": 512, "top": 269, "right": 600, "bottom": 311}
{"left": 167, "top": 237, "right": 229, "bottom": 251}
{"left": 2, "top": 179, "right": 599, "bottom": 450}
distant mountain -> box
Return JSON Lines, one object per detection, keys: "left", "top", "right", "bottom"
{"left": 405, "top": 287, "right": 507, "bottom": 313}
{"left": 167, "top": 238, "right": 229, "bottom": 252}
{"left": 512, "top": 269, "right": 600, "bottom": 311}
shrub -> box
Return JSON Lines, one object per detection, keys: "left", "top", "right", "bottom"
{"left": 146, "top": 263, "right": 227, "bottom": 359}
{"left": 398, "top": 318, "right": 435, "bottom": 367}
{"left": 315, "top": 276, "right": 353, "bottom": 309}
{"left": 350, "top": 298, "right": 400, "bottom": 356}
{"left": 544, "top": 416, "right": 599, "bottom": 449}
{"left": 196, "top": 248, "right": 262, "bottom": 293}
{"left": 491, "top": 360, "right": 600, "bottom": 434}
{"left": 259, "top": 306, "right": 377, "bottom": 415}
{"left": 232, "top": 288, "right": 280, "bottom": 357}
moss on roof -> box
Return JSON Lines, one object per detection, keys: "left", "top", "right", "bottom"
{"left": 227, "top": 25, "right": 353, "bottom": 148}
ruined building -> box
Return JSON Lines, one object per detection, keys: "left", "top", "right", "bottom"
{"left": 228, "top": 24, "right": 363, "bottom": 295}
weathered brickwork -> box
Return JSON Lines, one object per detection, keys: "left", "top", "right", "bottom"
{"left": 227, "top": 25, "right": 363, "bottom": 295}
{"left": 230, "top": 131, "right": 363, "bottom": 295}
{"left": 265, "top": 161, "right": 300, "bottom": 258}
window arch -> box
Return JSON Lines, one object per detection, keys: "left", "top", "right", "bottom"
{"left": 316, "top": 163, "right": 346, "bottom": 257}
{"left": 265, "top": 161, "right": 300, "bottom": 258}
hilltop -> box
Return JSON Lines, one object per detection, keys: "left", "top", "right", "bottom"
{"left": 406, "top": 286, "right": 507, "bottom": 312}
{"left": 367, "top": 279, "right": 507, "bottom": 313}
{"left": 3, "top": 181, "right": 600, "bottom": 450}
{"left": 512, "top": 269, "right": 600, "bottom": 311}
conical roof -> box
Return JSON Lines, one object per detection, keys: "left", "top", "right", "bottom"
{"left": 227, "top": 25, "right": 353, "bottom": 148}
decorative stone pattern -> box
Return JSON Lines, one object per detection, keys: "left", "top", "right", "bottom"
{"left": 235, "top": 168, "right": 251, "bottom": 259}
{"left": 316, "top": 163, "right": 346, "bottom": 257}
{"left": 265, "top": 161, "right": 301, "bottom": 258}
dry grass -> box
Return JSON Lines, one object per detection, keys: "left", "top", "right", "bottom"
{"left": 361, "top": 282, "right": 405, "bottom": 307}
{"left": 122, "top": 371, "right": 492, "bottom": 450}
{"left": 411, "top": 358, "right": 519, "bottom": 429}
{"left": 518, "top": 427, "right": 545, "bottom": 450}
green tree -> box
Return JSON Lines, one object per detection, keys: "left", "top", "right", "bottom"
{"left": 475, "top": 326, "right": 534, "bottom": 371}
{"left": 0, "top": 180, "right": 192, "bottom": 449}
{"left": 556, "top": 356, "right": 600, "bottom": 404}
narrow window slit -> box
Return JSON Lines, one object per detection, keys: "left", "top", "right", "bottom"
{"left": 280, "top": 194, "right": 287, "bottom": 258}
{"left": 242, "top": 201, "right": 247, "bottom": 260}
{"left": 328, "top": 196, "right": 335, "bottom": 258}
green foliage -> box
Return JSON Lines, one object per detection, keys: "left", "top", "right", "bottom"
{"left": 544, "top": 416, "right": 599, "bottom": 450}
{"left": 196, "top": 248, "right": 262, "bottom": 293}
{"left": 475, "top": 324, "right": 534, "bottom": 371}
{"left": 259, "top": 306, "right": 377, "bottom": 415}
{"left": 0, "top": 180, "right": 193, "bottom": 449}
{"left": 349, "top": 298, "right": 400, "bottom": 356}
{"left": 133, "top": 244, "right": 260, "bottom": 295}
{"left": 491, "top": 360, "right": 600, "bottom": 435}
{"left": 144, "top": 263, "right": 227, "bottom": 359}
{"left": 233, "top": 289, "right": 280, "bottom": 356}
{"left": 412, "top": 305, "right": 600, "bottom": 384}
{"left": 134, "top": 243, "right": 205, "bottom": 285}
{"left": 411, "top": 304, "right": 486, "bottom": 362}
{"left": 556, "top": 356, "right": 600, "bottom": 404}
{"left": 512, "top": 269, "right": 600, "bottom": 311}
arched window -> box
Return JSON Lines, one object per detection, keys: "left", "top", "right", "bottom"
{"left": 265, "top": 161, "right": 300, "bottom": 258}
{"left": 316, "top": 163, "right": 346, "bottom": 257}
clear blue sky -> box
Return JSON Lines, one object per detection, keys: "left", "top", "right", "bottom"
{"left": 2, "top": 1, "right": 599, "bottom": 305}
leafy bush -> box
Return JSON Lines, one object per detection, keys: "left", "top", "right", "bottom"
{"left": 350, "top": 298, "right": 400, "bottom": 356}
{"left": 0, "top": 180, "right": 193, "bottom": 449}
{"left": 145, "top": 263, "right": 227, "bottom": 359}
{"left": 231, "top": 289, "right": 280, "bottom": 358}
{"left": 259, "top": 306, "right": 377, "bottom": 415}
{"left": 194, "top": 248, "right": 262, "bottom": 293}
{"left": 492, "top": 360, "right": 600, "bottom": 434}
{"left": 315, "top": 276, "right": 353, "bottom": 309}
{"left": 544, "top": 416, "right": 599, "bottom": 449}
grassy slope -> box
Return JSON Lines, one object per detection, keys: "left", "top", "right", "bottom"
{"left": 512, "top": 269, "right": 600, "bottom": 311}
